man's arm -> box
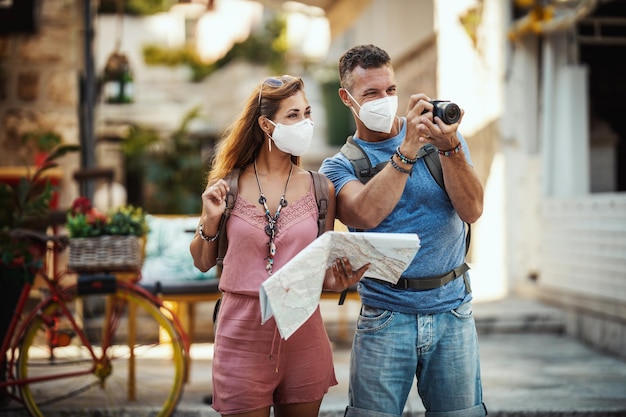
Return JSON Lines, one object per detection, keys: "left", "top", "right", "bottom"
{"left": 332, "top": 94, "right": 429, "bottom": 229}
{"left": 439, "top": 146, "right": 483, "bottom": 223}
{"left": 335, "top": 163, "right": 410, "bottom": 230}
{"left": 406, "top": 94, "right": 484, "bottom": 224}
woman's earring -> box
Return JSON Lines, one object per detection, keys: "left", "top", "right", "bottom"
{"left": 268, "top": 136, "right": 272, "bottom": 152}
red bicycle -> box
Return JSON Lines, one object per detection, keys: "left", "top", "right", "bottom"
{"left": 0, "top": 229, "right": 190, "bottom": 417}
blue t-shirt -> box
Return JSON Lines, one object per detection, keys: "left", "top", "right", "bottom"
{"left": 319, "top": 118, "right": 473, "bottom": 314}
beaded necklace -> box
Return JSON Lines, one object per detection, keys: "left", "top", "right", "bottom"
{"left": 254, "top": 160, "right": 293, "bottom": 275}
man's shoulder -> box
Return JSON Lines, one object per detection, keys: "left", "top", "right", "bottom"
{"left": 319, "top": 152, "right": 350, "bottom": 172}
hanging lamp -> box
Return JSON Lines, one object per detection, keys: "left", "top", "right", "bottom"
{"left": 102, "top": 0, "right": 134, "bottom": 104}
{"left": 103, "top": 50, "right": 133, "bottom": 104}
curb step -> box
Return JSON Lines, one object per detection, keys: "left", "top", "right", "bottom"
{"left": 474, "top": 309, "right": 566, "bottom": 334}
{"left": 473, "top": 297, "right": 566, "bottom": 335}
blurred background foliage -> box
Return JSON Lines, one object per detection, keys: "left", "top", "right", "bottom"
{"left": 98, "top": 0, "right": 291, "bottom": 213}
{"left": 98, "top": 0, "right": 178, "bottom": 16}
{"left": 122, "top": 107, "right": 209, "bottom": 214}
{"left": 142, "top": 15, "right": 288, "bottom": 81}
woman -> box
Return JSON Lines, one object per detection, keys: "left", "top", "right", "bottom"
{"left": 190, "top": 75, "right": 369, "bottom": 417}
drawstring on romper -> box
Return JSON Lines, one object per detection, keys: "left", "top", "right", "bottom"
{"left": 269, "top": 326, "right": 282, "bottom": 373}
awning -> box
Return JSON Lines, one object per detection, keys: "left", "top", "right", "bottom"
{"left": 508, "top": 0, "right": 599, "bottom": 41}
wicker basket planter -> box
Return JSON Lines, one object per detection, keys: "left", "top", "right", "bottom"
{"left": 68, "top": 235, "right": 143, "bottom": 272}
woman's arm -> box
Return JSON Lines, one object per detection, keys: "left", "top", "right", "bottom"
{"left": 189, "top": 179, "right": 229, "bottom": 272}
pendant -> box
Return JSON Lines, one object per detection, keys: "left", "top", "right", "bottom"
{"left": 265, "top": 224, "right": 278, "bottom": 237}
{"left": 269, "top": 241, "right": 276, "bottom": 256}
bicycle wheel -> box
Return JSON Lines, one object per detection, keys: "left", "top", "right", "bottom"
{"left": 16, "top": 278, "right": 187, "bottom": 417}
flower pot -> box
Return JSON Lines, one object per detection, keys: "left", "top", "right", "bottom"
{"left": 68, "top": 235, "right": 143, "bottom": 272}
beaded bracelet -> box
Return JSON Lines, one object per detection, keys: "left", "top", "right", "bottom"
{"left": 389, "top": 155, "right": 412, "bottom": 175}
{"left": 438, "top": 142, "right": 462, "bottom": 156}
{"left": 394, "top": 146, "right": 418, "bottom": 165}
{"left": 198, "top": 223, "right": 220, "bottom": 242}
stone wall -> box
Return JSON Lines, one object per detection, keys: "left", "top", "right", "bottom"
{"left": 393, "top": 34, "right": 438, "bottom": 106}
{"left": 0, "top": 0, "right": 84, "bottom": 208}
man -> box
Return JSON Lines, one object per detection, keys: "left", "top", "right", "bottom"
{"left": 319, "top": 44, "right": 487, "bottom": 416}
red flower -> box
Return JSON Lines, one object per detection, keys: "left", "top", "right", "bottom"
{"left": 71, "top": 197, "right": 92, "bottom": 215}
{"left": 70, "top": 196, "right": 107, "bottom": 223}
{"left": 85, "top": 210, "right": 107, "bottom": 225}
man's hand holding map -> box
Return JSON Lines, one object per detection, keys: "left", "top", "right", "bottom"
{"left": 259, "top": 231, "right": 420, "bottom": 339}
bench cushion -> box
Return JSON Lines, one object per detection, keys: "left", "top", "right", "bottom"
{"left": 140, "top": 279, "right": 220, "bottom": 295}
{"left": 141, "top": 215, "right": 218, "bottom": 290}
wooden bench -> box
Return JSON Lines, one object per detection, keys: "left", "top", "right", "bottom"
{"left": 138, "top": 215, "right": 360, "bottom": 381}
{"left": 140, "top": 280, "right": 221, "bottom": 342}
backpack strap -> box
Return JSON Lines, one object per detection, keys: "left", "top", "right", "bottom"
{"left": 415, "top": 144, "right": 471, "bottom": 255}
{"left": 215, "top": 168, "right": 240, "bottom": 277}
{"left": 310, "top": 170, "right": 353, "bottom": 304}
{"left": 417, "top": 143, "right": 445, "bottom": 191}
{"left": 341, "top": 136, "right": 388, "bottom": 184}
{"left": 309, "top": 171, "right": 329, "bottom": 237}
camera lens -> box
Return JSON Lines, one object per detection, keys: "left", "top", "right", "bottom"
{"left": 441, "top": 103, "right": 460, "bottom": 124}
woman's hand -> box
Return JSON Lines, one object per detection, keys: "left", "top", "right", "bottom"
{"left": 195, "top": 178, "right": 230, "bottom": 243}
{"left": 201, "top": 179, "right": 229, "bottom": 222}
{"left": 191, "top": 178, "right": 230, "bottom": 272}
{"left": 323, "top": 257, "right": 370, "bottom": 292}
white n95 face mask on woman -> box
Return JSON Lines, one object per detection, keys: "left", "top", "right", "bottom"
{"left": 267, "top": 118, "right": 314, "bottom": 156}
{"left": 346, "top": 90, "right": 398, "bottom": 133}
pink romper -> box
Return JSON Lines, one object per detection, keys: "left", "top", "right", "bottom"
{"left": 211, "top": 185, "right": 338, "bottom": 414}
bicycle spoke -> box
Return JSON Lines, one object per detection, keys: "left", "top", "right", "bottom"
{"left": 15, "top": 285, "right": 187, "bottom": 417}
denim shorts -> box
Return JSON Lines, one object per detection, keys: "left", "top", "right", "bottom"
{"left": 345, "top": 301, "right": 488, "bottom": 417}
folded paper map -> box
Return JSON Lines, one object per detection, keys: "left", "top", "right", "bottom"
{"left": 259, "top": 231, "right": 420, "bottom": 339}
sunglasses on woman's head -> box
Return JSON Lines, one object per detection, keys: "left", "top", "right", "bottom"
{"left": 257, "top": 75, "right": 297, "bottom": 108}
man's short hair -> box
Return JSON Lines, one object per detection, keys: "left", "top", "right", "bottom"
{"left": 339, "top": 44, "right": 392, "bottom": 90}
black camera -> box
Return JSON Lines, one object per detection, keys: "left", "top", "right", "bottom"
{"left": 421, "top": 100, "right": 461, "bottom": 124}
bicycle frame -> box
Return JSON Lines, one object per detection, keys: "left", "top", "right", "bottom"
{"left": 0, "top": 265, "right": 191, "bottom": 406}
{"left": 1, "top": 276, "right": 34, "bottom": 394}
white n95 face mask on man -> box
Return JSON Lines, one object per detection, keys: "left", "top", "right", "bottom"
{"left": 267, "top": 118, "right": 314, "bottom": 156}
{"left": 346, "top": 90, "right": 398, "bottom": 133}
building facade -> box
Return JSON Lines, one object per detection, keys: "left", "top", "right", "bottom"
{"left": 323, "top": 0, "right": 626, "bottom": 358}
{"left": 1, "top": 0, "right": 624, "bottom": 358}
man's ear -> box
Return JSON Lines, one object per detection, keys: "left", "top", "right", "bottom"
{"left": 338, "top": 88, "right": 352, "bottom": 107}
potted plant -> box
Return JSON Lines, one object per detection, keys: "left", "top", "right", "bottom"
{"left": 20, "top": 130, "right": 63, "bottom": 167}
{"left": 0, "top": 144, "right": 80, "bottom": 278}
{"left": 0, "top": 144, "right": 79, "bottom": 364}
{"left": 65, "top": 196, "right": 149, "bottom": 273}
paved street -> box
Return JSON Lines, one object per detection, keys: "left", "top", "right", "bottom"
{"left": 175, "top": 296, "right": 626, "bottom": 417}
{"left": 1, "top": 296, "right": 625, "bottom": 416}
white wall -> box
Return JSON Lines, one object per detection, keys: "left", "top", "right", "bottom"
{"left": 435, "top": 0, "right": 504, "bottom": 136}
{"left": 435, "top": 0, "right": 508, "bottom": 301}
{"left": 501, "top": 35, "right": 543, "bottom": 288}
{"left": 326, "top": 0, "right": 434, "bottom": 63}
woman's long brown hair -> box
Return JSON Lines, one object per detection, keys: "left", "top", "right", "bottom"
{"left": 207, "top": 76, "right": 305, "bottom": 184}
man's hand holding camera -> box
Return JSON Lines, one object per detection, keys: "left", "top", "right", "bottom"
{"left": 404, "top": 92, "right": 482, "bottom": 223}
{"left": 405, "top": 93, "right": 464, "bottom": 155}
